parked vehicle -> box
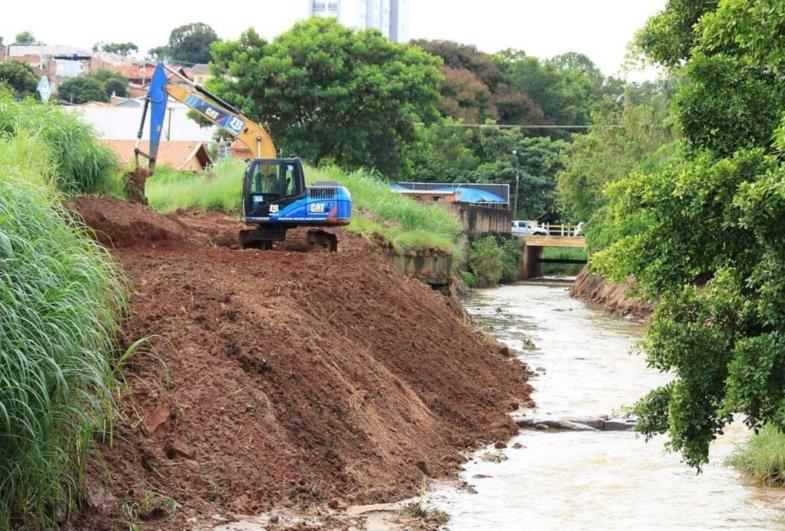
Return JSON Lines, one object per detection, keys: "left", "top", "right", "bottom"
{"left": 511, "top": 220, "right": 547, "bottom": 236}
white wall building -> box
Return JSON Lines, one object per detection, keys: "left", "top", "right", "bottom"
{"left": 309, "top": 0, "right": 409, "bottom": 42}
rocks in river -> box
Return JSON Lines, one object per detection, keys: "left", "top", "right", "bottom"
{"left": 514, "top": 414, "right": 636, "bottom": 432}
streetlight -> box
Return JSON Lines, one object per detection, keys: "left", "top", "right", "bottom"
{"left": 512, "top": 150, "right": 520, "bottom": 220}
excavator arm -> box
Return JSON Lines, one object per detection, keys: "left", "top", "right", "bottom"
{"left": 135, "top": 63, "right": 276, "bottom": 173}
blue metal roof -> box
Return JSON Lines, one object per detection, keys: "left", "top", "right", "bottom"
{"left": 391, "top": 183, "right": 506, "bottom": 204}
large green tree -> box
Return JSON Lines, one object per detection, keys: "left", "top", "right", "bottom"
{"left": 592, "top": 0, "right": 785, "bottom": 468}
{"left": 0, "top": 60, "right": 38, "bottom": 99}
{"left": 14, "top": 31, "right": 36, "bottom": 45}
{"left": 153, "top": 22, "right": 217, "bottom": 64}
{"left": 57, "top": 76, "right": 108, "bottom": 104}
{"left": 208, "top": 19, "right": 442, "bottom": 175}
{"left": 415, "top": 40, "right": 545, "bottom": 125}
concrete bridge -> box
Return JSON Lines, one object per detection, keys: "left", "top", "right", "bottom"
{"left": 518, "top": 227, "right": 587, "bottom": 280}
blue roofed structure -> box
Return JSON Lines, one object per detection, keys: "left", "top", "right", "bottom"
{"left": 391, "top": 182, "right": 509, "bottom": 206}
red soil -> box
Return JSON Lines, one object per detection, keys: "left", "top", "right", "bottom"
{"left": 74, "top": 197, "right": 531, "bottom": 528}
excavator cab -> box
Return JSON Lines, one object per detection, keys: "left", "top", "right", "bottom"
{"left": 243, "top": 158, "right": 305, "bottom": 221}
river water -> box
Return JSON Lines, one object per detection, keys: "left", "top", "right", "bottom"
{"left": 424, "top": 280, "right": 785, "bottom": 530}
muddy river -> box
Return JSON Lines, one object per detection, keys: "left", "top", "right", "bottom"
{"left": 425, "top": 280, "right": 785, "bottom": 530}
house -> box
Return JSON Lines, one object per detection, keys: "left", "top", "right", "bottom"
{"left": 102, "top": 140, "right": 212, "bottom": 171}
{"left": 392, "top": 182, "right": 512, "bottom": 235}
{"left": 190, "top": 64, "right": 211, "bottom": 85}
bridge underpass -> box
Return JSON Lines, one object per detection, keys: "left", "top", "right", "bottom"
{"left": 519, "top": 233, "right": 587, "bottom": 280}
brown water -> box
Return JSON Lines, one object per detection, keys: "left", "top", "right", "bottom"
{"left": 425, "top": 280, "right": 785, "bottom": 530}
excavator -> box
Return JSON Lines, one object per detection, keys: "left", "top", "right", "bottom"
{"left": 133, "top": 63, "right": 351, "bottom": 251}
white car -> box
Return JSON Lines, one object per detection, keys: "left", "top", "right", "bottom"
{"left": 511, "top": 220, "right": 547, "bottom": 236}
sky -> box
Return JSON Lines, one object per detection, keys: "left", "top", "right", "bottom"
{"left": 1, "top": 0, "right": 666, "bottom": 79}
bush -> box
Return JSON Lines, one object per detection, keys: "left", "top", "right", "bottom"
{"left": 728, "top": 425, "right": 785, "bottom": 487}
{"left": 499, "top": 237, "right": 522, "bottom": 283}
{"left": 468, "top": 236, "right": 504, "bottom": 287}
{"left": 0, "top": 132, "right": 127, "bottom": 527}
{"left": 460, "top": 270, "right": 477, "bottom": 288}
{"left": 0, "top": 93, "right": 118, "bottom": 194}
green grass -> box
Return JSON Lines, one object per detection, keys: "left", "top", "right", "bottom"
{"left": 0, "top": 132, "right": 127, "bottom": 528}
{"left": 727, "top": 425, "right": 785, "bottom": 487}
{"left": 145, "top": 160, "right": 464, "bottom": 257}
{"left": 146, "top": 158, "right": 243, "bottom": 212}
{"left": 0, "top": 90, "right": 118, "bottom": 194}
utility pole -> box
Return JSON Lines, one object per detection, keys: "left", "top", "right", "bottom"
{"left": 512, "top": 150, "right": 520, "bottom": 220}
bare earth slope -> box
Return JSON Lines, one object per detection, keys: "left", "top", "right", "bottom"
{"left": 73, "top": 197, "right": 531, "bottom": 528}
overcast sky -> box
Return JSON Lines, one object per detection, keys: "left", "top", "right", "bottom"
{"left": 1, "top": 0, "right": 666, "bottom": 78}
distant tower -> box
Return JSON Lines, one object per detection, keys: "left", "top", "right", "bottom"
{"left": 308, "top": 0, "right": 408, "bottom": 42}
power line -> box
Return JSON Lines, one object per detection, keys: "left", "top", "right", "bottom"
{"left": 415, "top": 122, "right": 623, "bottom": 130}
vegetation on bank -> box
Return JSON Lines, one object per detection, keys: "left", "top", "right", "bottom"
{"left": 0, "top": 129, "right": 127, "bottom": 527}
{"left": 145, "top": 159, "right": 464, "bottom": 257}
{"left": 728, "top": 426, "right": 785, "bottom": 487}
{"left": 555, "top": 0, "right": 785, "bottom": 472}
{"left": 465, "top": 236, "right": 521, "bottom": 287}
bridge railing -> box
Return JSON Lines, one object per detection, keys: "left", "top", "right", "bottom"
{"left": 542, "top": 223, "right": 583, "bottom": 237}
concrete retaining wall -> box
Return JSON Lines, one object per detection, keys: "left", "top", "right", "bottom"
{"left": 449, "top": 203, "right": 511, "bottom": 235}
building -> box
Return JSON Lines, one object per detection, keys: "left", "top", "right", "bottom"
{"left": 392, "top": 183, "right": 512, "bottom": 235}
{"left": 309, "top": 0, "right": 409, "bottom": 42}
{"left": 102, "top": 140, "right": 212, "bottom": 171}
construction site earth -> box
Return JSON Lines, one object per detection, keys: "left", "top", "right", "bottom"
{"left": 72, "top": 197, "right": 532, "bottom": 529}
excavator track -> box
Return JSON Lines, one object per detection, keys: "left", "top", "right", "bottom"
{"left": 239, "top": 227, "right": 337, "bottom": 252}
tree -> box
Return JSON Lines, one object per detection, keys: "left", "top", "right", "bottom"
{"left": 208, "top": 19, "right": 442, "bottom": 175}
{"left": 557, "top": 91, "right": 676, "bottom": 224}
{"left": 635, "top": 0, "right": 720, "bottom": 68}
{"left": 590, "top": 0, "right": 785, "bottom": 469}
{"left": 415, "top": 40, "right": 546, "bottom": 125}
{"left": 14, "top": 31, "right": 36, "bottom": 45}
{"left": 57, "top": 76, "right": 108, "bottom": 104}
{"left": 163, "top": 22, "right": 217, "bottom": 64}
{"left": 0, "top": 60, "right": 38, "bottom": 99}
{"left": 93, "top": 41, "right": 138, "bottom": 56}
{"left": 92, "top": 69, "right": 129, "bottom": 98}
{"left": 496, "top": 50, "right": 603, "bottom": 129}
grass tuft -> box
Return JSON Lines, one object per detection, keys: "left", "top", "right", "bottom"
{"left": 0, "top": 90, "right": 119, "bottom": 194}
{"left": 727, "top": 425, "right": 785, "bottom": 487}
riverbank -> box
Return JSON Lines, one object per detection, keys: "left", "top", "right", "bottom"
{"left": 570, "top": 266, "right": 654, "bottom": 320}
{"left": 74, "top": 197, "right": 532, "bottom": 529}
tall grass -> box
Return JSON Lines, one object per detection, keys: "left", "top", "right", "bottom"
{"left": 0, "top": 90, "right": 118, "bottom": 194}
{"left": 310, "top": 166, "right": 463, "bottom": 256}
{"left": 728, "top": 425, "right": 785, "bottom": 487}
{"left": 146, "top": 158, "right": 243, "bottom": 212}
{"left": 0, "top": 132, "right": 127, "bottom": 527}
{"left": 145, "top": 160, "right": 464, "bottom": 256}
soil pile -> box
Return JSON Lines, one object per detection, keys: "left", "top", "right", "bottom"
{"left": 571, "top": 266, "right": 655, "bottom": 320}
{"left": 75, "top": 198, "right": 531, "bottom": 528}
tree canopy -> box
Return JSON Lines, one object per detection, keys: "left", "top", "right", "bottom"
{"left": 208, "top": 18, "right": 442, "bottom": 176}
{"left": 152, "top": 22, "right": 218, "bottom": 64}
{"left": 93, "top": 41, "right": 138, "bottom": 56}
{"left": 57, "top": 77, "right": 108, "bottom": 104}
{"left": 14, "top": 31, "right": 37, "bottom": 45}
{"left": 583, "top": 0, "right": 785, "bottom": 468}
{"left": 0, "top": 60, "right": 38, "bottom": 99}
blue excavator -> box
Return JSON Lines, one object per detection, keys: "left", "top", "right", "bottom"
{"left": 133, "top": 63, "right": 351, "bottom": 251}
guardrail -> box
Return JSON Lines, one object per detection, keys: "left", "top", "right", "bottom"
{"left": 542, "top": 223, "right": 583, "bottom": 237}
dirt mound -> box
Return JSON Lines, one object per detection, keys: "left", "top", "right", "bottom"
{"left": 571, "top": 266, "right": 655, "bottom": 320}
{"left": 71, "top": 196, "right": 185, "bottom": 249}
{"left": 76, "top": 204, "right": 531, "bottom": 528}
